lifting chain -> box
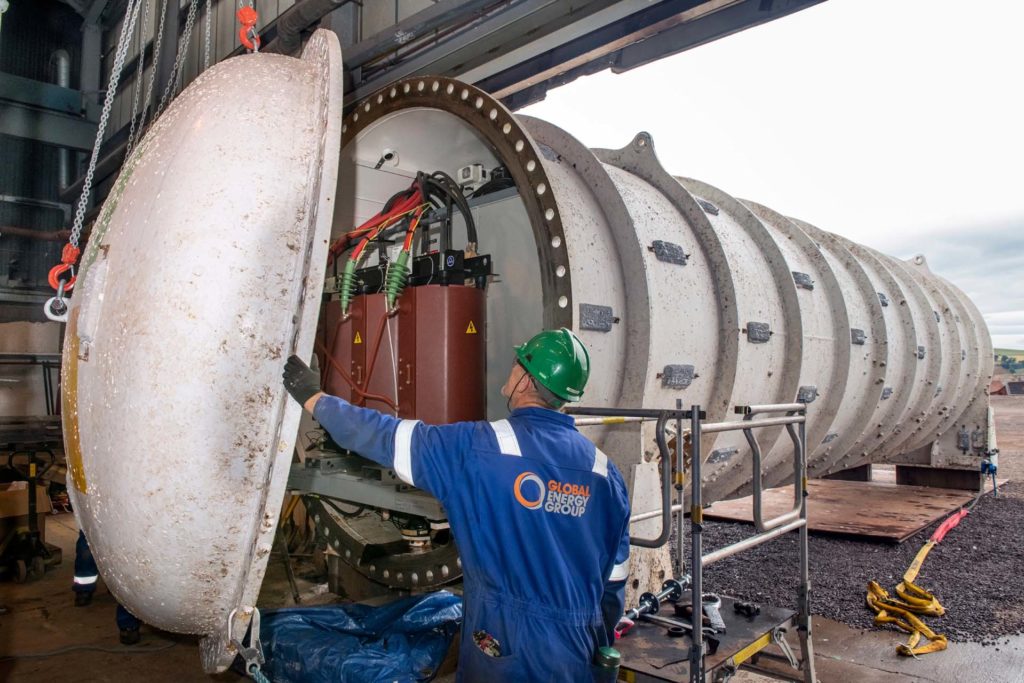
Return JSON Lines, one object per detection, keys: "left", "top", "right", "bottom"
{"left": 154, "top": 0, "right": 200, "bottom": 121}
{"left": 46, "top": 0, "right": 145, "bottom": 322}
{"left": 203, "top": 0, "right": 213, "bottom": 70}
{"left": 130, "top": 0, "right": 168, "bottom": 151}
{"left": 125, "top": 0, "right": 153, "bottom": 158}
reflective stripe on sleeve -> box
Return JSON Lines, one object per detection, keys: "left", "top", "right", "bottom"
{"left": 490, "top": 419, "right": 522, "bottom": 456}
{"left": 74, "top": 575, "right": 99, "bottom": 585}
{"left": 592, "top": 448, "right": 609, "bottom": 477}
{"left": 393, "top": 419, "right": 421, "bottom": 485}
{"left": 609, "top": 560, "right": 630, "bottom": 582}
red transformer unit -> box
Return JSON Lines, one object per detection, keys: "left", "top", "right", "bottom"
{"left": 318, "top": 284, "right": 486, "bottom": 424}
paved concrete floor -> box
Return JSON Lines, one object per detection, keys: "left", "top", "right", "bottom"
{"left": 1, "top": 397, "right": 1021, "bottom": 681}
{"left": 0, "top": 513, "right": 237, "bottom": 682}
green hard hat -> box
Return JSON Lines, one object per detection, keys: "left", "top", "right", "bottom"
{"left": 514, "top": 328, "right": 590, "bottom": 404}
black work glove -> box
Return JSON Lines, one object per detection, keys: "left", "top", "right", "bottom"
{"left": 283, "top": 355, "right": 321, "bottom": 407}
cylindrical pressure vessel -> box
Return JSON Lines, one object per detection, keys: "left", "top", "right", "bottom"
{"left": 62, "top": 31, "right": 992, "bottom": 671}
{"left": 335, "top": 74, "right": 993, "bottom": 507}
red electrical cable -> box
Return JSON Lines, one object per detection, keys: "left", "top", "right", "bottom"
{"left": 327, "top": 190, "right": 423, "bottom": 264}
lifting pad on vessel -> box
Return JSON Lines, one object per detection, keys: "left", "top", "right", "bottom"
{"left": 704, "top": 479, "right": 990, "bottom": 543}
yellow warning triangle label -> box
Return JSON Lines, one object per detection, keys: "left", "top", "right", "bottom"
{"left": 466, "top": 321, "right": 478, "bottom": 334}
{"left": 354, "top": 331, "right": 363, "bottom": 344}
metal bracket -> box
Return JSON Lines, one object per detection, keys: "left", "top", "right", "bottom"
{"left": 697, "top": 198, "right": 719, "bottom": 215}
{"left": 956, "top": 426, "right": 970, "bottom": 453}
{"left": 228, "top": 607, "right": 265, "bottom": 679}
{"left": 772, "top": 627, "right": 799, "bottom": 669}
{"left": 578, "top": 303, "right": 617, "bottom": 332}
{"left": 850, "top": 328, "right": 866, "bottom": 345}
{"left": 708, "top": 446, "right": 738, "bottom": 464}
{"left": 880, "top": 387, "right": 893, "bottom": 400}
{"left": 745, "top": 322, "right": 772, "bottom": 343}
{"left": 917, "top": 345, "right": 926, "bottom": 359}
{"left": 877, "top": 292, "right": 889, "bottom": 307}
{"left": 797, "top": 386, "right": 818, "bottom": 404}
{"left": 822, "top": 432, "right": 838, "bottom": 444}
{"left": 649, "top": 240, "right": 688, "bottom": 265}
{"left": 791, "top": 271, "right": 814, "bottom": 290}
{"left": 934, "top": 310, "right": 941, "bottom": 322}
{"left": 661, "top": 364, "right": 696, "bottom": 389}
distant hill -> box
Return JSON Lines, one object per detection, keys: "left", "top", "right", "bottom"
{"left": 995, "top": 348, "right": 1024, "bottom": 375}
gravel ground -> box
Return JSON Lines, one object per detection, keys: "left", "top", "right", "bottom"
{"left": 700, "top": 481, "right": 1024, "bottom": 645}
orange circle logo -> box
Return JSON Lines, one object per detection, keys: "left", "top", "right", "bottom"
{"left": 514, "top": 472, "right": 545, "bottom": 510}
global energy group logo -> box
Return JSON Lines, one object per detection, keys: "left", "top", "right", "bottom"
{"left": 513, "top": 472, "right": 545, "bottom": 509}
{"left": 513, "top": 471, "right": 591, "bottom": 517}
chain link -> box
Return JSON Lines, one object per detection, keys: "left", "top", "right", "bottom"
{"left": 154, "top": 0, "right": 199, "bottom": 120}
{"left": 134, "top": 0, "right": 169, "bottom": 152}
{"left": 68, "top": 0, "right": 145, "bottom": 249}
{"left": 125, "top": 0, "right": 153, "bottom": 158}
{"left": 203, "top": 0, "right": 212, "bottom": 70}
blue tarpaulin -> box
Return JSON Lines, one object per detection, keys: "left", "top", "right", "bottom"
{"left": 254, "top": 591, "right": 463, "bottom": 683}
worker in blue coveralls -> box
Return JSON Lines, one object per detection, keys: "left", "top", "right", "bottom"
{"left": 283, "top": 328, "right": 631, "bottom": 681}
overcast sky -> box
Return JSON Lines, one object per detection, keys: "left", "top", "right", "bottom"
{"left": 522, "top": 0, "right": 1024, "bottom": 350}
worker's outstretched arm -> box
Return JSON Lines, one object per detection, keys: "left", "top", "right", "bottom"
{"left": 282, "top": 355, "right": 468, "bottom": 503}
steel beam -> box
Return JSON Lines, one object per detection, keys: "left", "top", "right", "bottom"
{"left": 350, "top": 0, "right": 623, "bottom": 101}
{"left": 288, "top": 464, "right": 446, "bottom": 519}
{"left": 0, "top": 73, "right": 83, "bottom": 115}
{"left": 612, "top": 0, "right": 827, "bottom": 72}
{"left": 344, "top": 0, "right": 500, "bottom": 70}
{"left": 0, "top": 102, "right": 97, "bottom": 151}
{"left": 480, "top": 0, "right": 740, "bottom": 100}
{"left": 481, "top": 0, "right": 825, "bottom": 107}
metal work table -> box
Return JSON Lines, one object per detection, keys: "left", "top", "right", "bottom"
{"left": 617, "top": 595, "right": 796, "bottom": 682}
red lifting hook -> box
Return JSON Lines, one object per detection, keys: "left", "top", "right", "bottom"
{"left": 48, "top": 243, "right": 81, "bottom": 291}
{"left": 237, "top": 7, "right": 260, "bottom": 51}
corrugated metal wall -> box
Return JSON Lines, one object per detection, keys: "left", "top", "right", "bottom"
{"left": 0, "top": 0, "right": 78, "bottom": 296}
{"left": 0, "top": 139, "right": 66, "bottom": 292}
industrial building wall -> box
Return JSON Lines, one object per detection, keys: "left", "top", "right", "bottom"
{"left": 0, "top": 0, "right": 79, "bottom": 310}
{"left": 0, "top": 322, "right": 61, "bottom": 417}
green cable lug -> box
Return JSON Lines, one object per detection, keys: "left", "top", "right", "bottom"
{"left": 339, "top": 260, "right": 358, "bottom": 315}
{"left": 385, "top": 250, "right": 411, "bottom": 310}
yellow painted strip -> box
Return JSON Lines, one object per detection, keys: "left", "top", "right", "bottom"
{"left": 691, "top": 506, "right": 703, "bottom": 524}
{"left": 620, "top": 670, "right": 635, "bottom": 682}
{"left": 730, "top": 631, "right": 772, "bottom": 667}
{"left": 62, "top": 311, "right": 87, "bottom": 494}
{"left": 602, "top": 417, "right": 626, "bottom": 424}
